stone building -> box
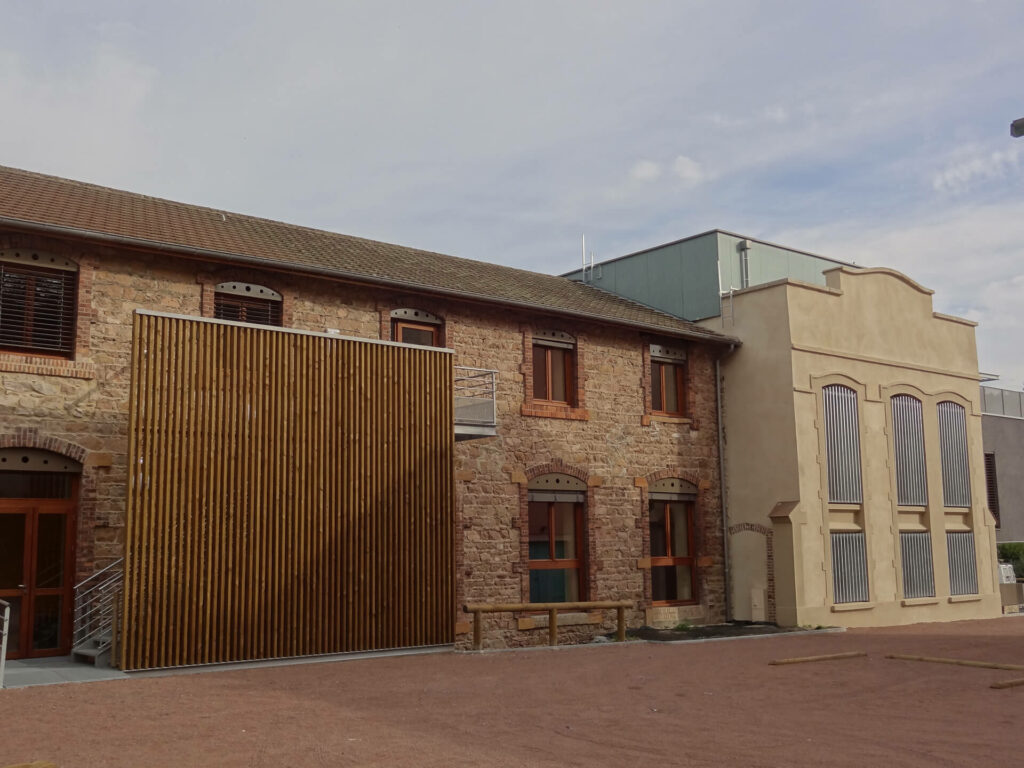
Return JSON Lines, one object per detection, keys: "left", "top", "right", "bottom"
{"left": 0, "top": 165, "right": 735, "bottom": 667}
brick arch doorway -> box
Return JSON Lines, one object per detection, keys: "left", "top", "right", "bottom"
{"left": 0, "top": 447, "right": 82, "bottom": 660}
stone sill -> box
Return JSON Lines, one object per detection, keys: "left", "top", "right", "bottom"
{"left": 517, "top": 611, "right": 601, "bottom": 630}
{"left": 642, "top": 414, "right": 693, "bottom": 426}
{"left": 900, "top": 597, "right": 939, "bottom": 607}
{"left": 948, "top": 594, "right": 982, "bottom": 604}
{"left": 0, "top": 355, "right": 96, "bottom": 380}
{"left": 830, "top": 601, "right": 874, "bottom": 613}
{"left": 520, "top": 403, "right": 589, "bottom": 421}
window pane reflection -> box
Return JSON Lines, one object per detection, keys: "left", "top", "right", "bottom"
{"left": 670, "top": 503, "right": 689, "bottom": 557}
{"left": 529, "top": 568, "right": 580, "bottom": 603}
{"left": 36, "top": 514, "right": 66, "bottom": 588}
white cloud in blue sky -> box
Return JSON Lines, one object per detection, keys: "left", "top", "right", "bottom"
{"left": 1, "top": 0, "right": 1022, "bottom": 386}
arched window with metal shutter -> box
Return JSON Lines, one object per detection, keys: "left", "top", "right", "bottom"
{"left": 891, "top": 394, "right": 928, "bottom": 506}
{"left": 822, "top": 384, "right": 863, "bottom": 504}
{"left": 213, "top": 282, "right": 283, "bottom": 327}
{"left": 937, "top": 401, "right": 970, "bottom": 508}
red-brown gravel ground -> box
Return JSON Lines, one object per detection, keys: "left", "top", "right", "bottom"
{"left": 3, "top": 617, "right": 1024, "bottom": 767}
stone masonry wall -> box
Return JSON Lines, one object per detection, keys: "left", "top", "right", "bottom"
{"left": 0, "top": 231, "right": 725, "bottom": 649}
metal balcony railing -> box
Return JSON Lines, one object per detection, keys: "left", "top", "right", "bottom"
{"left": 455, "top": 366, "right": 497, "bottom": 428}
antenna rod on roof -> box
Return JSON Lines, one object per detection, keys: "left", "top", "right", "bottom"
{"left": 590, "top": 250, "right": 595, "bottom": 279}
{"left": 582, "top": 234, "right": 586, "bottom": 281}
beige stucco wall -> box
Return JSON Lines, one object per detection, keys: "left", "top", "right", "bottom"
{"left": 701, "top": 266, "right": 1001, "bottom": 627}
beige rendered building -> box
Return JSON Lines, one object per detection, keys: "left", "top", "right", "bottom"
{"left": 700, "top": 266, "right": 1001, "bottom": 627}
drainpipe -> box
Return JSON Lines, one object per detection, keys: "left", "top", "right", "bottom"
{"left": 716, "top": 344, "right": 737, "bottom": 622}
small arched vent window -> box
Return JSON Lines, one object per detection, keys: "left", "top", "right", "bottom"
{"left": 213, "top": 282, "right": 283, "bottom": 327}
{"left": 391, "top": 308, "right": 443, "bottom": 347}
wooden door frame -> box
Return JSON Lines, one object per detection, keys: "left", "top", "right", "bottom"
{"left": 0, "top": 477, "right": 78, "bottom": 659}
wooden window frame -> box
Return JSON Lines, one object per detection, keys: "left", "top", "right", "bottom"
{"left": 532, "top": 343, "right": 576, "bottom": 406}
{"left": 0, "top": 263, "right": 78, "bottom": 359}
{"left": 649, "top": 500, "right": 698, "bottom": 606}
{"left": 651, "top": 360, "right": 687, "bottom": 417}
{"left": 527, "top": 500, "right": 586, "bottom": 602}
{"left": 392, "top": 319, "right": 442, "bottom": 347}
{"left": 213, "top": 292, "right": 283, "bottom": 327}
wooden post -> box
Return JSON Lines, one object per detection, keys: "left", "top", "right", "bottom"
{"left": 473, "top": 610, "right": 482, "bottom": 651}
{"left": 548, "top": 609, "right": 558, "bottom": 646}
{"left": 616, "top": 606, "right": 626, "bottom": 642}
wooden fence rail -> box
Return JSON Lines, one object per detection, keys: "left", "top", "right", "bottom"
{"left": 463, "top": 601, "right": 632, "bottom": 650}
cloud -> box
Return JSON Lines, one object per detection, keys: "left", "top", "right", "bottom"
{"left": 932, "top": 145, "right": 1021, "bottom": 193}
{"left": 630, "top": 160, "right": 662, "bottom": 182}
{"left": 671, "top": 155, "right": 707, "bottom": 186}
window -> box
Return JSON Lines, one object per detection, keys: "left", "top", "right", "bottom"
{"left": 891, "top": 394, "right": 927, "bottom": 506}
{"left": 526, "top": 472, "right": 587, "bottom": 602}
{"left": 532, "top": 330, "right": 575, "bottom": 405}
{"left": 0, "top": 253, "right": 77, "bottom": 358}
{"left": 947, "top": 531, "right": 979, "bottom": 595}
{"left": 937, "top": 401, "right": 970, "bottom": 508}
{"left": 900, "top": 531, "right": 935, "bottom": 599}
{"left": 822, "top": 384, "right": 863, "bottom": 504}
{"left": 985, "top": 453, "right": 1000, "bottom": 527}
{"left": 649, "top": 501, "right": 696, "bottom": 604}
{"left": 831, "top": 532, "right": 869, "bottom": 603}
{"left": 650, "top": 344, "right": 687, "bottom": 416}
{"left": 391, "top": 308, "right": 443, "bottom": 347}
{"left": 213, "top": 282, "right": 282, "bottom": 326}
{"left": 528, "top": 501, "right": 584, "bottom": 602}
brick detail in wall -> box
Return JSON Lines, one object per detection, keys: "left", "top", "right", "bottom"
{"left": 519, "top": 323, "right": 589, "bottom": 421}
{"left": 637, "top": 466, "right": 714, "bottom": 609}
{"left": 197, "top": 271, "right": 294, "bottom": 327}
{"left": 728, "top": 522, "right": 776, "bottom": 623}
{"left": 639, "top": 340, "right": 699, "bottom": 429}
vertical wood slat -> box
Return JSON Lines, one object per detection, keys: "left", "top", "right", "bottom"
{"left": 121, "top": 312, "right": 455, "bottom": 670}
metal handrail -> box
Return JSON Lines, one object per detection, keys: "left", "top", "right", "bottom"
{"left": 73, "top": 560, "right": 124, "bottom": 653}
{"left": 74, "top": 557, "right": 124, "bottom": 591}
{"left": 1, "top": 598, "right": 10, "bottom": 689}
{"left": 454, "top": 366, "right": 498, "bottom": 427}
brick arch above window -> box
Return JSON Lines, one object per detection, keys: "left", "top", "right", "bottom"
{"left": 524, "top": 459, "right": 590, "bottom": 485}
{"left": 0, "top": 429, "right": 88, "bottom": 463}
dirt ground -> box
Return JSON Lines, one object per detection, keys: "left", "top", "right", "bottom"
{"left": 3, "top": 617, "right": 1024, "bottom": 767}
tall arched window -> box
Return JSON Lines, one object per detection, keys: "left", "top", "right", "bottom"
{"left": 527, "top": 473, "right": 586, "bottom": 602}
{"left": 213, "top": 282, "right": 282, "bottom": 326}
{"left": 937, "top": 401, "right": 970, "bottom": 508}
{"left": 822, "top": 384, "right": 863, "bottom": 504}
{"left": 822, "top": 384, "right": 868, "bottom": 603}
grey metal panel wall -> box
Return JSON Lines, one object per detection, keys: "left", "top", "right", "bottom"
{"left": 937, "top": 401, "right": 971, "bottom": 508}
{"left": 563, "top": 233, "right": 722, "bottom": 321}
{"left": 900, "top": 532, "right": 935, "bottom": 599}
{"left": 981, "top": 386, "right": 1024, "bottom": 418}
{"left": 983, "top": 413, "right": 1024, "bottom": 543}
{"left": 823, "top": 385, "right": 863, "bottom": 504}
{"left": 831, "top": 532, "right": 869, "bottom": 603}
{"left": 947, "top": 532, "right": 979, "bottom": 595}
{"left": 891, "top": 395, "right": 928, "bottom": 506}
{"left": 717, "top": 233, "right": 840, "bottom": 290}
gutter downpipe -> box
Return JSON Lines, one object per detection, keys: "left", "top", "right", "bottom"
{"left": 716, "top": 343, "right": 738, "bottom": 623}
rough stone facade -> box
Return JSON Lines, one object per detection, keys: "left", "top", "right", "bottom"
{"left": 0, "top": 230, "right": 726, "bottom": 650}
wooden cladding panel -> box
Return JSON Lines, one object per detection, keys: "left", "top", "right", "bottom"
{"left": 121, "top": 313, "right": 454, "bottom": 670}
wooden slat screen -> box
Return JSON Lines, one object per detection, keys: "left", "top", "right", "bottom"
{"left": 121, "top": 311, "right": 454, "bottom": 670}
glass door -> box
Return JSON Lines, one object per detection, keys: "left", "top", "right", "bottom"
{"left": 0, "top": 473, "right": 77, "bottom": 660}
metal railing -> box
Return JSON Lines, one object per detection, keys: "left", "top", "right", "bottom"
{"left": 73, "top": 558, "right": 124, "bottom": 655}
{"left": 1, "top": 598, "right": 9, "bottom": 689}
{"left": 454, "top": 366, "right": 497, "bottom": 427}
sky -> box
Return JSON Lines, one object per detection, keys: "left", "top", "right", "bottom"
{"left": 2, "top": 1, "right": 1022, "bottom": 387}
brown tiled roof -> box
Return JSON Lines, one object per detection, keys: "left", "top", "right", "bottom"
{"left": 0, "top": 165, "right": 736, "bottom": 344}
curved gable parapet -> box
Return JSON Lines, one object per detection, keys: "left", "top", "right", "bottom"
{"left": 824, "top": 264, "right": 937, "bottom": 297}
